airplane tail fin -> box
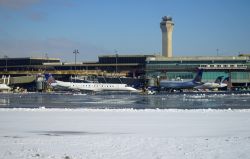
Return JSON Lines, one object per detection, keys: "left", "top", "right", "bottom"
{"left": 193, "top": 69, "right": 203, "bottom": 83}
{"left": 222, "top": 77, "right": 230, "bottom": 84}
{"left": 214, "top": 76, "right": 224, "bottom": 83}
{"left": 44, "top": 74, "right": 56, "bottom": 85}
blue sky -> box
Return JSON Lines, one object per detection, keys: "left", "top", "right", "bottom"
{"left": 0, "top": 0, "right": 250, "bottom": 61}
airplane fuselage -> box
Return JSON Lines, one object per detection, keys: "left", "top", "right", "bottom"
{"left": 51, "top": 80, "right": 137, "bottom": 92}
{"left": 195, "top": 82, "right": 227, "bottom": 89}
{"left": 160, "top": 80, "right": 202, "bottom": 89}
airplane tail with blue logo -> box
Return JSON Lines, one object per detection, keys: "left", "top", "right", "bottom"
{"left": 44, "top": 74, "right": 56, "bottom": 85}
{"left": 222, "top": 77, "right": 230, "bottom": 84}
{"left": 192, "top": 69, "right": 203, "bottom": 83}
{"left": 214, "top": 76, "right": 224, "bottom": 84}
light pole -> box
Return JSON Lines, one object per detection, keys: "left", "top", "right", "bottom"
{"left": 114, "top": 50, "right": 118, "bottom": 75}
{"left": 4, "top": 55, "right": 8, "bottom": 72}
{"left": 73, "top": 49, "right": 79, "bottom": 81}
{"left": 216, "top": 48, "right": 219, "bottom": 56}
{"left": 45, "top": 53, "right": 49, "bottom": 61}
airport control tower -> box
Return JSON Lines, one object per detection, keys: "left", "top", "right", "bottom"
{"left": 160, "top": 16, "right": 174, "bottom": 57}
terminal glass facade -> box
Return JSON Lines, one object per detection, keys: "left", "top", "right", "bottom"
{"left": 145, "top": 56, "right": 250, "bottom": 86}
{"left": 202, "top": 72, "right": 228, "bottom": 82}
{"left": 231, "top": 72, "right": 250, "bottom": 83}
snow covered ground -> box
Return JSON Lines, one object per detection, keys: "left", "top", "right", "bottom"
{"left": 1, "top": 108, "right": 250, "bottom": 159}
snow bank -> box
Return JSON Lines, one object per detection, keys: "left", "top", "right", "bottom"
{"left": 1, "top": 107, "right": 250, "bottom": 112}
{"left": 1, "top": 109, "right": 250, "bottom": 159}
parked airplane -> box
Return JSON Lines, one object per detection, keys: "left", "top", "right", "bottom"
{"left": 0, "top": 75, "right": 11, "bottom": 92}
{"left": 220, "top": 77, "right": 229, "bottom": 88}
{"left": 0, "top": 84, "right": 11, "bottom": 92}
{"left": 45, "top": 74, "right": 138, "bottom": 92}
{"left": 159, "top": 69, "right": 203, "bottom": 91}
{"left": 194, "top": 76, "right": 226, "bottom": 89}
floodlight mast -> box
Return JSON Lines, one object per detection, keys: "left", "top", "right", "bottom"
{"left": 73, "top": 49, "right": 79, "bottom": 81}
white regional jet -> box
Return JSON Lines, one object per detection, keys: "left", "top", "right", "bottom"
{"left": 45, "top": 74, "right": 138, "bottom": 92}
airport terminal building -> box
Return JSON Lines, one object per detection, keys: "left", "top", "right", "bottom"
{"left": 0, "top": 54, "right": 250, "bottom": 89}
{"left": 145, "top": 55, "right": 250, "bottom": 88}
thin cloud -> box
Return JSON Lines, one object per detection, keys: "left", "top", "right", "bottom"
{"left": 0, "top": 0, "right": 41, "bottom": 10}
{"left": 27, "top": 11, "right": 47, "bottom": 21}
{"left": 0, "top": 38, "right": 107, "bottom": 61}
{"left": 60, "top": 1, "right": 75, "bottom": 8}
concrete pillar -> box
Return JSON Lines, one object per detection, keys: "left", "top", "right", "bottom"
{"left": 160, "top": 16, "right": 174, "bottom": 57}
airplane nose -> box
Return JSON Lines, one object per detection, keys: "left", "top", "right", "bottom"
{"left": 130, "top": 87, "right": 137, "bottom": 91}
